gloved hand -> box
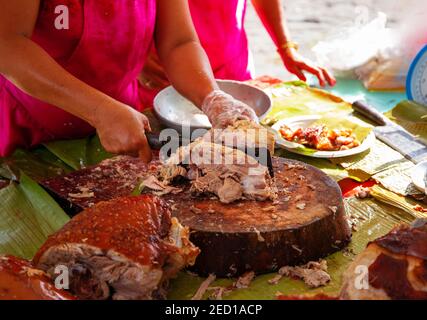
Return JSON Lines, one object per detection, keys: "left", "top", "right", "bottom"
{"left": 201, "top": 90, "right": 259, "bottom": 129}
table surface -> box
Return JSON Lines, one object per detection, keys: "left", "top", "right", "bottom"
{"left": 324, "top": 78, "right": 408, "bottom": 112}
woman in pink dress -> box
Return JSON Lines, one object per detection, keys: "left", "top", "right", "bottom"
{"left": 140, "top": 0, "right": 336, "bottom": 105}
{"left": 0, "top": 0, "right": 258, "bottom": 161}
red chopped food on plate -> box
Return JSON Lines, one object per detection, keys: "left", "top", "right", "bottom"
{"left": 279, "top": 125, "right": 361, "bottom": 151}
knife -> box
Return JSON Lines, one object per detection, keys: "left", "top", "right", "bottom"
{"left": 352, "top": 100, "right": 427, "bottom": 164}
{"left": 146, "top": 132, "right": 275, "bottom": 177}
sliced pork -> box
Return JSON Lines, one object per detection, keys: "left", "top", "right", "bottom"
{"left": 33, "top": 195, "right": 200, "bottom": 300}
{"left": 203, "top": 120, "right": 275, "bottom": 154}
{"left": 152, "top": 140, "right": 277, "bottom": 204}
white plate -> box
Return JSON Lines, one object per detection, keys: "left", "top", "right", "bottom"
{"left": 271, "top": 115, "right": 376, "bottom": 158}
{"left": 411, "top": 161, "right": 427, "bottom": 193}
{"left": 154, "top": 80, "right": 272, "bottom": 134}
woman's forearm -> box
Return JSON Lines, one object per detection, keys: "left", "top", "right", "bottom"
{"left": 160, "top": 40, "right": 218, "bottom": 107}
{"left": 251, "top": 0, "right": 290, "bottom": 48}
{"left": 0, "top": 34, "right": 127, "bottom": 127}
{"left": 155, "top": 0, "right": 218, "bottom": 108}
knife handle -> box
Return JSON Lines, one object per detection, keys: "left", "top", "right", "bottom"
{"left": 146, "top": 132, "right": 164, "bottom": 150}
{"left": 352, "top": 100, "right": 391, "bottom": 126}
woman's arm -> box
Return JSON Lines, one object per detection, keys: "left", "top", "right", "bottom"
{"left": 250, "top": 0, "right": 335, "bottom": 86}
{"left": 155, "top": 0, "right": 259, "bottom": 128}
{"left": 0, "top": 0, "right": 152, "bottom": 161}
{"left": 154, "top": 0, "right": 218, "bottom": 107}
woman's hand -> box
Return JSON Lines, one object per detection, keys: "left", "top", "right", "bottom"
{"left": 202, "top": 91, "right": 259, "bottom": 129}
{"left": 94, "top": 103, "right": 153, "bottom": 162}
{"left": 279, "top": 48, "right": 336, "bottom": 87}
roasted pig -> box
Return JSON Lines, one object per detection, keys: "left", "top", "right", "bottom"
{"left": 0, "top": 255, "right": 74, "bottom": 300}
{"left": 33, "top": 195, "right": 200, "bottom": 300}
{"left": 341, "top": 219, "right": 427, "bottom": 300}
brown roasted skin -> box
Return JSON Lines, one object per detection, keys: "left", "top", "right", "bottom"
{"left": 33, "top": 195, "right": 178, "bottom": 268}
{"left": 373, "top": 221, "right": 427, "bottom": 260}
{"left": 0, "top": 255, "right": 74, "bottom": 300}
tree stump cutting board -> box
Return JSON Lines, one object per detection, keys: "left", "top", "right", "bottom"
{"left": 162, "top": 157, "right": 351, "bottom": 276}
{"left": 41, "top": 156, "right": 351, "bottom": 277}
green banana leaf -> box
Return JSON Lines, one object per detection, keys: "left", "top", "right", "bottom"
{"left": 44, "top": 135, "right": 112, "bottom": 170}
{"left": 262, "top": 82, "right": 352, "bottom": 126}
{"left": 275, "top": 149, "right": 349, "bottom": 182}
{"left": 168, "top": 197, "right": 415, "bottom": 300}
{"left": 0, "top": 148, "right": 72, "bottom": 182}
{"left": 0, "top": 173, "right": 70, "bottom": 260}
{"left": 385, "top": 100, "right": 427, "bottom": 144}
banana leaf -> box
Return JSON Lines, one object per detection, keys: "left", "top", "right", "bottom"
{"left": 262, "top": 82, "right": 352, "bottom": 126}
{"left": 0, "top": 148, "right": 72, "bottom": 181}
{"left": 385, "top": 100, "right": 427, "bottom": 144}
{"left": 44, "top": 135, "right": 112, "bottom": 170}
{"left": 370, "top": 185, "right": 427, "bottom": 219}
{"left": 275, "top": 149, "right": 350, "bottom": 182}
{"left": 168, "top": 197, "right": 415, "bottom": 300}
{"left": 0, "top": 173, "right": 70, "bottom": 260}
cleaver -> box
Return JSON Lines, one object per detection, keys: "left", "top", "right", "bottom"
{"left": 352, "top": 100, "right": 427, "bottom": 164}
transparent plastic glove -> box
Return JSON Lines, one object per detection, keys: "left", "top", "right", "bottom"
{"left": 201, "top": 90, "right": 259, "bottom": 129}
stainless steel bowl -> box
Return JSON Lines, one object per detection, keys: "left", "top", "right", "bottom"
{"left": 153, "top": 80, "right": 272, "bottom": 133}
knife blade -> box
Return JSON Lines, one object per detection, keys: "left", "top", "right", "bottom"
{"left": 352, "top": 100, "right": 427, "bottom": 164}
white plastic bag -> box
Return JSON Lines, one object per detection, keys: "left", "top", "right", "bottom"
{"left": 312, "top": 13, "right": 393, "bottom": 76}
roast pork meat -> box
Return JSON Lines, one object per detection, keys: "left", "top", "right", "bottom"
{"left": 154, "top": 140, "right": 277, "bottom": 204}
{"left": 340, "top": 219, "right": 427, "bottom": 300}
{"left": 33, "top": 195, "right": 200, "bottom": 300}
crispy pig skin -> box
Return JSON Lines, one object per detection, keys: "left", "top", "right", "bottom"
{"left": 341, "top": 220, "right": 427, "bottom": 300}
{"left": 34, "top": 195, "right": 175, "bottom": 267}
{"left": 0, "top": 255, "right": 74, "bottom": 300}
{"left": 33, "top": 195, "right": 199, "bottom": 300}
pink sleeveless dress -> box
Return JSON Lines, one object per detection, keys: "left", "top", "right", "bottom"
{"left": 0, "top": 0, "right": 156, "bottom": 156}
{"left": 190, "top": 0, "right": 253, "bottom": 81}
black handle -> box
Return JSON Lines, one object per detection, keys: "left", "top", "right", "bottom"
{"left": 352, "top": 100, "right": 392, "bottom": 126}
{"left": 146, "top": 132, "right": 164, "bottom": 150}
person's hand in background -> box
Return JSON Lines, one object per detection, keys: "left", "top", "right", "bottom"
{"left": 278, "top": 45, "right": 336, "bottom": 87}
{"left": 202, "top": 91, "right": 259, "bottom": 129}
{"left": 95, "top": 102, "right": 153, "bottom": 163}
{"left": 251, "top": 0, "right": 336, "bottom": 87}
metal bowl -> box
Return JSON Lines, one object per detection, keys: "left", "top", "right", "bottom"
{"left": 153, "top": 80, "right": 272, "bottom": 133}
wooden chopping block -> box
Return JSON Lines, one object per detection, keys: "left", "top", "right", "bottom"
{"left": 41, "top": 156, "right": 351, "bottom": 277}
{"left": 162, "top": 157, "right": 351, "bottom": 277}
